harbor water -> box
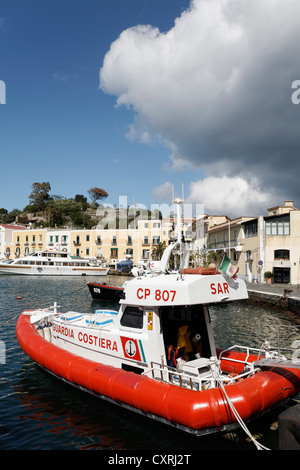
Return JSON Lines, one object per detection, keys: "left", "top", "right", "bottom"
{"left": 0, "top": 274, "right": 299, "bottom": 451}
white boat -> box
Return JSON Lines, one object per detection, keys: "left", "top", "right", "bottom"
{"left": 16, "top": 200, "right": 300, "bottom": 447}
{"left": 0, "top": 250, "right": 109, "bottom": 276}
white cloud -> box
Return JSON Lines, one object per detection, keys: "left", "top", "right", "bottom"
{"left": 186, "top": 176, "right": 273, "bottom": 218}
{"left": 100, "top": 0, "right": 300, "bottom": 211}
{"left": 152, "top": 182, "right": 173, "bottom": 201}
{"left": 153, "top": 176, "right": 273, "bottom": 218}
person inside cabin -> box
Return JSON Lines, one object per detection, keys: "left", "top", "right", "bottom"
{"left": 177, "top": 325, "right": 193, "bottom": 361}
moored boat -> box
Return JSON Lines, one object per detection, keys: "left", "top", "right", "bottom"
{"left": 15, "top": 199, "right": 300, "bottom": 446}
{"left": 87, "top": 281, "right": 124, "bottom": 300}
{"left": 0, "top": 250, "right": 109, "bottom": 276}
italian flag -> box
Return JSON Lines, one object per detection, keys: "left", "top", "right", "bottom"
{"left": 219, "top": 255, "right": 239, "bottom": 278}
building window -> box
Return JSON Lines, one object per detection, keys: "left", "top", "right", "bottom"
{"left": 86, "top": 248, "right": 90, "bottom": 255}
{"left": 111, "top": 248, "right": 118, "bottom": 258}
{"left": 143, "top": 236, "right": 149, "bottom": 245}
{"left": 265, "top": 215, "right": 290, "bottom": 236}
{"left": 86, "top": 235, "right": 90, "bottom": 242}
{"left": 274, "top": 249, "right": 290, "bottom": 260}
{"left": 127, "top": 235, "right": 132, "bottom": 245}
{"left": 112, "top": 236, "right": 117, "bottom": 245}
{"left": 152, "top": 236, "right": 160, "bottom": 244}
{"left": 244, "top": 220, "right": 258, "bottom": 238}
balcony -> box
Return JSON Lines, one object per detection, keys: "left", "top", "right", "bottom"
{"left": 207, "top": 240, "right": 242, "bottom": 251}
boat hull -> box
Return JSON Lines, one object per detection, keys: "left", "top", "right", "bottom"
{"left": 0, "top": 265, "right": 109, "bottom": 276}
{"left": 16, "top": 314, "right": 300, "bottom": 436}
{"left": 87, "top": 282, "right": 124, "bottom": 300}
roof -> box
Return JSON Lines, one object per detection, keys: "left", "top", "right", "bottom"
{"left": 206, "top": 216, "right": 256, "bottom": 233}
{"left": 0, "top": 224, "right": 28, "bottom": 230}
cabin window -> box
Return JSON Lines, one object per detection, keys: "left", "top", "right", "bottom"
{"left": 120, "top": 306, "right": 143, "bottom": 329}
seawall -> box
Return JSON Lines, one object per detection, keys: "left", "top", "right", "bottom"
{"left": 246, "top": 282, "right": 300, "bottom": 324}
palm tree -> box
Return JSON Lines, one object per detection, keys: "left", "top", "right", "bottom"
{"left": 151, "top": 241, "right": 166, "bottom": 260}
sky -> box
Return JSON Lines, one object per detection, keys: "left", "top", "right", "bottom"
{"left": 1, "top": 0, "right": 300, "bottom": 219}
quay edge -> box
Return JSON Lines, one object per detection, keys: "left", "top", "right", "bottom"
{"left": 245, "top": 282, "right": 300, "bottom": 324}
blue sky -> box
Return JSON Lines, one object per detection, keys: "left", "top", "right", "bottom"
{"left": 1, "top": 0, "right": 300, "bottom": 218}
{"left": 0, "top": 0, "right": 192, "bottom": 212}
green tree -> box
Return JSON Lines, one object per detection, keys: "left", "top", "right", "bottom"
{"left": 74, "top": 194, "right": 89, "bottom": 210}
{"left": 28, "top": 182, "right": 51, "bottom": 211}
{"left": 0, "top": 208, "right": 8, "bottom": 223}
{"left": 151, "top": 241, "right": 166, "bottom": 260}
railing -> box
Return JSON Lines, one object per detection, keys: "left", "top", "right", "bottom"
{"left": 207, "top": 239, "right": 241, "bottom": 250}
{"left": 143, "top": 361, "right": 203, "bottom": 390}
{"left": 142, "top": 358, "right": 256, "bottom": 391}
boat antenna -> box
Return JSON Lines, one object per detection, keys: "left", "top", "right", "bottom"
{"left": 172, "top": 185, "right": 184, "bottom": 276}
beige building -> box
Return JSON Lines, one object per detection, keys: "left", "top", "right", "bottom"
{"left": 203, "top": 201, "right": 300, "bottom": 285}
{"left": 263, "top": 201, "right": 300, "bottom": 284}
{"left": 206, "top": 216, "right": 252, "bottom": 269}
{"left": 12, "top": 228, "right": 46, "bottom": 258}
{"left": 93, "top": 228, "right": 139, "bottom": 266}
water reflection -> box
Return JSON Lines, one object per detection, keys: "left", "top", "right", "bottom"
{"left": 210, "top": 301, "right": 300, "bottom": 355}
